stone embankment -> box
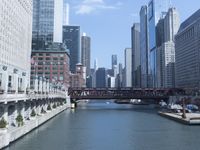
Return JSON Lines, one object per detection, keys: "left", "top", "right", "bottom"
{"left": 0, "top": 105, "right": 69, "bottom": 149}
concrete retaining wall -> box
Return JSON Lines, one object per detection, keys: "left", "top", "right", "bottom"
{"left": 0, "top": 105, "right": 68, "bottom": 149}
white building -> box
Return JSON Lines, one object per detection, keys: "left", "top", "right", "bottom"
{"left": 0, "top": 0, "right": 33, "bottom": 93}
{"left": 162, "top": 8, "right": 180, "bottom": 87}
{"left": 124, "top": 48, "right": 132, "bottom": 87}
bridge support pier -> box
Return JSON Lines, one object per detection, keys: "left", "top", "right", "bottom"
{"left": 70, "top": 99, "right": 77, "bottom": 108}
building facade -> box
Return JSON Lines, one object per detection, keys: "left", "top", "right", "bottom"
{"left": 96, "top": 68, "right": 107, "bottom": 88}
{"left": 175, "top": 9, "right": 200, "bottom": 88}
{"left": 140, "top": 5, "right": 149, "bottom": 88}
{"left": 131, "top": 23, "right": 141, "bottom": 88}
{"left": 156, "top": 8, "right": 179, "bottom": 88}
{"left": 124, "top": 48, "right": 132, "bottom": 87}
{"left": 70, "top": 64, "right": 86, "bottom": 87}
{"left": 111, "top": 55, "right": 118, "bottom": 77}
{"left": 32, "top": 0, "right": 63, "bottom": 50}
{"left": 0, "top": 0, "right": 32, "bottom": 94}
{"left": 63, "top": 25, "right": 81, "bottom": 73}
{"left": 31, "top": 47, "right": 70, "bottom": 88}
{"left": 81, "top": 33, "right": 91, "bottom": 77}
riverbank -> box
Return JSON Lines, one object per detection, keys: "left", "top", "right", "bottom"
{"left": 158, "top": 111, "right": 200, "bottom": 125}
{"left": 0, "top": 104, "right": 69, "bottom": 149}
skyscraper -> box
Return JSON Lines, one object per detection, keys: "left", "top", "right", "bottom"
{"left": 31, "top": 0, "right": 70, "bottom": 88}
{"left": 111, "top": 55, "right": 117, "bottom": 77}
{"left": 81, "top": 33, "right": 91, "bottom": 77}
{"left": 175, "top": 9, "right": 200, "bottom": 88}
{"left": 63, "top": 2, "right": 69, "bottom": 25}
{"left": 96, "top": 68, "right": 107, "bottom": 88}
{"left": 156, "top": 8, "right": 179, "bottom": 88}
{"left": 124, "top": 48, "right": 132, "bottom": 87}
{"left": 162, "top": 8, "right": 179, "bottom": 88}
{"left": 0, "top": 0, "right": 32, "bottom": 93}
{"left": 32, "top": 0, "right": 63, "bottom": 50}
{"left": 140, "top": 5, "right": 149, "bottom": 88}
{"left": 148, "top": 0, "right": 167, "bottom": 87}
{"left": 112, "top": 55, "right": 117, "bottom": 69}
{"left": 131, "top": 23, "right": 141, "bottom": 88}
{"left": 63, "top": 25, "right": 81, "bottom": 73}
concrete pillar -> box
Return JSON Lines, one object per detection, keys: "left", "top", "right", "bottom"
{"left": 43, "top": 78, "right": 46, "bottom": 93}
{"left": 13, "top": 73, "right": 18, "bottom": 93}
{"left": 34, "top": 76, "right": 38, "bottom": 93}
{"left": 46, "top": 80, "right": 49, "bottom": 93}
{"left": 1, "top": 70, "right": 8, "bottom": 93}
{"left": 39, "top": 77, "right": 42, "bottom": 93}
{"left": 22, "top": 74, "right": 27, "bottom": 93}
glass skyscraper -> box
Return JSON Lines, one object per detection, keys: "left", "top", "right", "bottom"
{"left": 32, "top": 0, "right": 63, "bottom": 50}
{"left": 63, "top": 25, "right": 81, "bottom": 73}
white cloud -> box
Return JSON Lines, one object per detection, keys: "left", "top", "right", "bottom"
{"left": 83, "top": 0, "right": 104, "bottom": 4}
{"left": 75, "top": 0, "right": 122, "bottom": 15}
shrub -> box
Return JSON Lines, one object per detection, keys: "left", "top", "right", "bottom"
{"left": 52, "top": 103, "right": 57, "bottom": 109}
{"left": 16, "top": 114, "right": 24, "bottom": 127}
{"left": 31, "top": 109, "right": 36, "bottom": 117}
{"left": 47, "top": 104, "right": 51, "bottom": 111}
{"left": 0, "top": 117, "right": 7, "bottom": 128}
{"left": 41, "top": 107, "right": 46, "bottom": 114}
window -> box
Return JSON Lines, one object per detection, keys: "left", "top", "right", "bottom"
{"left": 8, "top": 75, "right": 12, "bottom": 88}
{"left": 0, "top": 73, "right": 2, "bottom": 88}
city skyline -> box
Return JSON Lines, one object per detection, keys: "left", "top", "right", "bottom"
{"left": 68, "top": 0, "right": 200, "bottom": 68}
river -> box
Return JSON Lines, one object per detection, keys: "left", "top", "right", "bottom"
{"left": 4, "top": 100, "right": 200, "bottom": 150}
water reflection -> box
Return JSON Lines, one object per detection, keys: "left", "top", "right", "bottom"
{"left": 4, "top": 101, "right": 200, "bottom": 150}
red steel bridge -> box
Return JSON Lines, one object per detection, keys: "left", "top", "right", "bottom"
{"left": 68, "top": 87, "right": 187, "bottom": 101}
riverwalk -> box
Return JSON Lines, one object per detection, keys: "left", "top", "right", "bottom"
{"left": 158, "top": 111, "right": 200, "bottom": 125}
{"left": 0, "top": 104, "right": 69, "bottom": 149}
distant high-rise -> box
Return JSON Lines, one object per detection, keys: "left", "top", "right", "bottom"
{"left": 148, "top": 0, "right": 167, "bottom": 87}
{"left": 131, "top": 23, "right": 140, "bottom": 88}
{"left": 140, "top": 5, "right": 149, "bottom": 88}
{"left": 63, "top": 25, "right": 81, "bottom": 73}
{"left": 162, "top": 8, "right": 179, "bottom": 88}
{"left": 156, "top": 8, "right": 179, "bottom": 88}
{"left": 175, "top": 9, "right": 200, "bottom": 88}
{"left": 124, "top": 48, "right": 132, "bottom": 87}
{"left": 63, "top": 2, "right": 69, "bottom": 25}
{"left": 112, "top": 55, "right": 117, "bottom": 69}
{"left": 111, "top": 55, "right": 117, "bottom": 77}
{"left": 81, "top": 33, "right": 91, "bottom": 77}
{"left": 32, "top": 0, "right": 63, "bottom": 50}
{"left": 96, "top": 68, "right": 107, "bottom": 88}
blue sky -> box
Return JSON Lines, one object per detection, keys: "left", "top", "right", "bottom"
{"left": 67, "top": 0, "right": 200, "bottom": 69}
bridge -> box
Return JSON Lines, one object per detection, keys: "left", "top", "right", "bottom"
{"left": 68, "top": 87, "right": 187, "bottom": 101}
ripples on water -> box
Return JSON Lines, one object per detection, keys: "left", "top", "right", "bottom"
{"left": 4, "top": 100, "right": 200, "bottom": 150}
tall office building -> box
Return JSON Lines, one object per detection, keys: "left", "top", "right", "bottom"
{"left": 32, "top": 0, "right": 63, "bottom": 50}
{"left": 111, "top": 55, "right": 117, "bottom": 77}
{"left": 96, "top": 68, "right": 107, "bottom": 88}
{"left": 162, "top": 8, "right": 179, "bottom": 88}
{"left": 63, "top": 25, "right": 81, "bottom": 73}
{"left": 112, "top": 55, "right": 117, "bottom": 69}
{"left": 156, "top": 8, "right": 179, "bottom": 88}
{"left": 81, "top": 33, "right": 91, "bottom": 77}
{"left": 131, "top": 23, "right": 141, "bottom": 88}
{"left": 140, "top": 6, "right": 149, "bottom": 88}
{"left": 156, "top": 15, "right": 165, "bottom": 88}
{"left": 0, "top": 0, "right": 32, "bottom": 93}
{"left": 175, "top": 9, "right": 200, "bottom": 88}
{"left": 31, "top": 0, "right": 70, "bottom": 88}
{"left": 63, "top": 2, "right": 69, "bottom": 25}
{"left": 124, "top": 48, "right": 132, "bottom": 87}
{"left": 148, "top": 0, "right": 167, "bottom": 87}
